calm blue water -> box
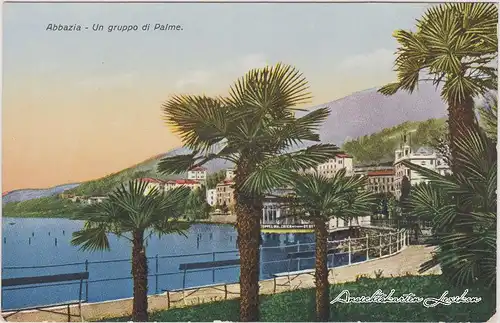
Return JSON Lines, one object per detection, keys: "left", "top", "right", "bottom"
{"left": 1, "top": 217, "right": 365, "bottom": 310}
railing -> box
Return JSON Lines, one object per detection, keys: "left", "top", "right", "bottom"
{"left": 2, "top": 229, "right": 408, "bottom": 310}
{"left": 371, "top": 219, "right": 433, "bottom": 230}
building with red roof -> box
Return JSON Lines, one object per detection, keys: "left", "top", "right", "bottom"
{"left": 164, "top": 179, "right": 202, "bottom": 191}
{"left": 188, "top": 167, "right": 207, "bottom": 181}
{"left": 366, "top": 169, "right": 395, "bottom": 194}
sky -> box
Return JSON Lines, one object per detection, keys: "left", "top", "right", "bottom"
{"left": 2, "top": 2, "right": 431, "bottom": 191}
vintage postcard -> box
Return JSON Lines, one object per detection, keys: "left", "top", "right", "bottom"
{"left": 1, "top": 1, "right": 497, "bottom": 322}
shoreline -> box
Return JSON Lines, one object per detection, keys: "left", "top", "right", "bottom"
{"left": 2, "top": 213, "right": 237, "bottom": 226}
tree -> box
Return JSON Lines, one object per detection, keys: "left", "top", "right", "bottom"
{"left": 184, "top": 186, "right": 211, "bottom": 220}
{"left": 285, "top": 170, "right": 375, "bottom": 321}
{"left": 402, "top": 126, "right": 496, "bottom": 289}
{"left": 157, "top": 63, "right": 338, "bottom": 321}
{"left": 206, "top": 170, "right": 227, "bottom": 189}
{"left": 379, "top": 3, "right": 497, "bottom": 174}
{"left": 70, "top": 181, "right": 190, "bottom": 321}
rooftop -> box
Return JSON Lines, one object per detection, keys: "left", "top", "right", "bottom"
{"left": 217, "top": 180, "right": 234, "bottom": 186}
{"left": 139, "top": 178, "right": 164, "bottom": 184}
{"left": 336, "top": 153, "right": 353, "bottom": 158}
{"left": 189, "top": 166, "right": 207, "bottom": 171}
{"left": 367, "top": 170, "right": 395, "bottom": 176}
{"left": 166, "top": 179, "right": 201, "bottom": 184}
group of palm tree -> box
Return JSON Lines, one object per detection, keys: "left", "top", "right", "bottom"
{"left": 70, "top": 2, "right": 497, "bottom": 322}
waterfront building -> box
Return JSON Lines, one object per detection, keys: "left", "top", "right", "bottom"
{"left": 261, "top": 188, "right": 370, "bottom": 230}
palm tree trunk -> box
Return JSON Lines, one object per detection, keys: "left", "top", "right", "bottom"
{"left": 235, "top": 196, "right": 261, "bottom": 322}
{"left": 447, "top": 96, "right": 476, "bottom": 233}
{"left": 132, "top": 230, "right": 148, "bottom": 322}
{"left": 233, "top": 158, "right": 264, "bottom": 322}
{"left": 314, "top": 219, "right": 330, "bottom": 322}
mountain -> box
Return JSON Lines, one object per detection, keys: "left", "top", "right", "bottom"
{"left": 4, "top": 83, "right": 448, "bottom": 201}
{"left": 2, "top": 183, "right": 80, "bottom": 205}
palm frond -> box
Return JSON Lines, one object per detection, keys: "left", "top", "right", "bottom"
{"left": 71, "top": 226, "right": 111, "bottom": 252}
{"left": 240, "top": 144, "right": 340, "bottom": 195}
{"left": 162, "top": 95, "right": 228, "bottom": 152}
{"left": 379, "top": 2, "right": 498, "bottom": 104}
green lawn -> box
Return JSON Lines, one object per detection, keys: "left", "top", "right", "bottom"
{"left": 104, "top": 275, "right": 496, "bottom": 322}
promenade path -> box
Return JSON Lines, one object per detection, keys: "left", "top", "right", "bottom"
{"left": 3, "top": 245, "right": 437, "bottom": 322}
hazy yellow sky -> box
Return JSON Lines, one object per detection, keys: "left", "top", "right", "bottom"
{"left": 2, "top": 2, "right": 429, "bottom": 191}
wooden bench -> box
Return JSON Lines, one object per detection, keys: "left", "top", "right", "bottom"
{"left": 272, "top": 249, "right": 339, "bottom": 292}
{"left": 162, "top": 259, "right": 240, "bottom": 308}
{"left": 1, "top": 272, "right": 89, "bottom": 322}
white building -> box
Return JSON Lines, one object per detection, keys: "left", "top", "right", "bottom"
{"left": 312, "top": 153, "right": 354, "bottom": 177}
{"left": 187, "top": 167, "right": 207, "bottom": 181}
{"left": 164, "top": 179, "right": 202, "bottom": 191}
{"left": 260, "top": 188, "right": 370, "bottom": 228}
{"left": 393, "top": 137, "right": 451, "bottom": 198}
{"left": 206, "top": 188, "right": 217, "bottom": 206}
{"left": 139, "top": 178, "right": 165, "bottom": 195}
{"left": 225, "top": 168, "right": 235, "bottom": 180}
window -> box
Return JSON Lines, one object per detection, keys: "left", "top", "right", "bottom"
{"left": 421, "top": 161, "right": 426, "bottom": 165}
{"left": 338, "top": 160, "right": 342, "bottom": 164}
{"left": 430, "top": 160, "right": 434, "bottom": 165}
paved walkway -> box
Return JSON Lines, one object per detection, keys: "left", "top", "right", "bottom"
{"left": 3, "top": 245, "right": 437, "bottom": 322}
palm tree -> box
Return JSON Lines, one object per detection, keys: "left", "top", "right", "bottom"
{"left": 379, "top": 3, "right": 498, "bottom": 172}
{"left": 402, "top": 126, "right": 496, "bottom": 289}
{"left": 284, "top": 170, "right": 375, "bottom": 321}
{"left": 157, "top": 63, "right": 339, "bottom": 321}
{"left": 71, "top": 181, "right": 190, "bottom": 321}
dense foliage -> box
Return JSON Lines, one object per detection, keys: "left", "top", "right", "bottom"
{"left": 342, "top": 119, "right": 445, "bottom": 164}
{"left": 404, "top": 125, "right": 497, "bottom": 288}
{"left": 105, "top": 275, "right": 496, "bottom": 322}
{"left": 183, "top": 186, "right": 211, "bottom": 220}
{"left": 2, "top": 196, "right": 80, "bottom": 217}
{"left": 206, "top": 170, "right": 226, "bottom": 189}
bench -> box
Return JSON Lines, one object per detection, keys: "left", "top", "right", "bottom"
{"left": 162, "top": 259, "right": 240, "bottom": 308}
{"left": 272, "top": 248, "right": 339, "bottom": 293}
{"left": 1, "top": 272, "right": 89, "bottom": 322}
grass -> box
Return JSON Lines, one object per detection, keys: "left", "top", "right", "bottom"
{"left": 103, "top": 275, "right": 496, "bottom": 322}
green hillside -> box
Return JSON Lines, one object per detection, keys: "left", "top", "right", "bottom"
{"left": 67, "top": 154, "right": 185, "bottom": 196}
{"left": 342, "top": 118, "right": 446, "bottom": 165}
{"left": 3, "top": 196, "right": 81, "bottom": 218}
